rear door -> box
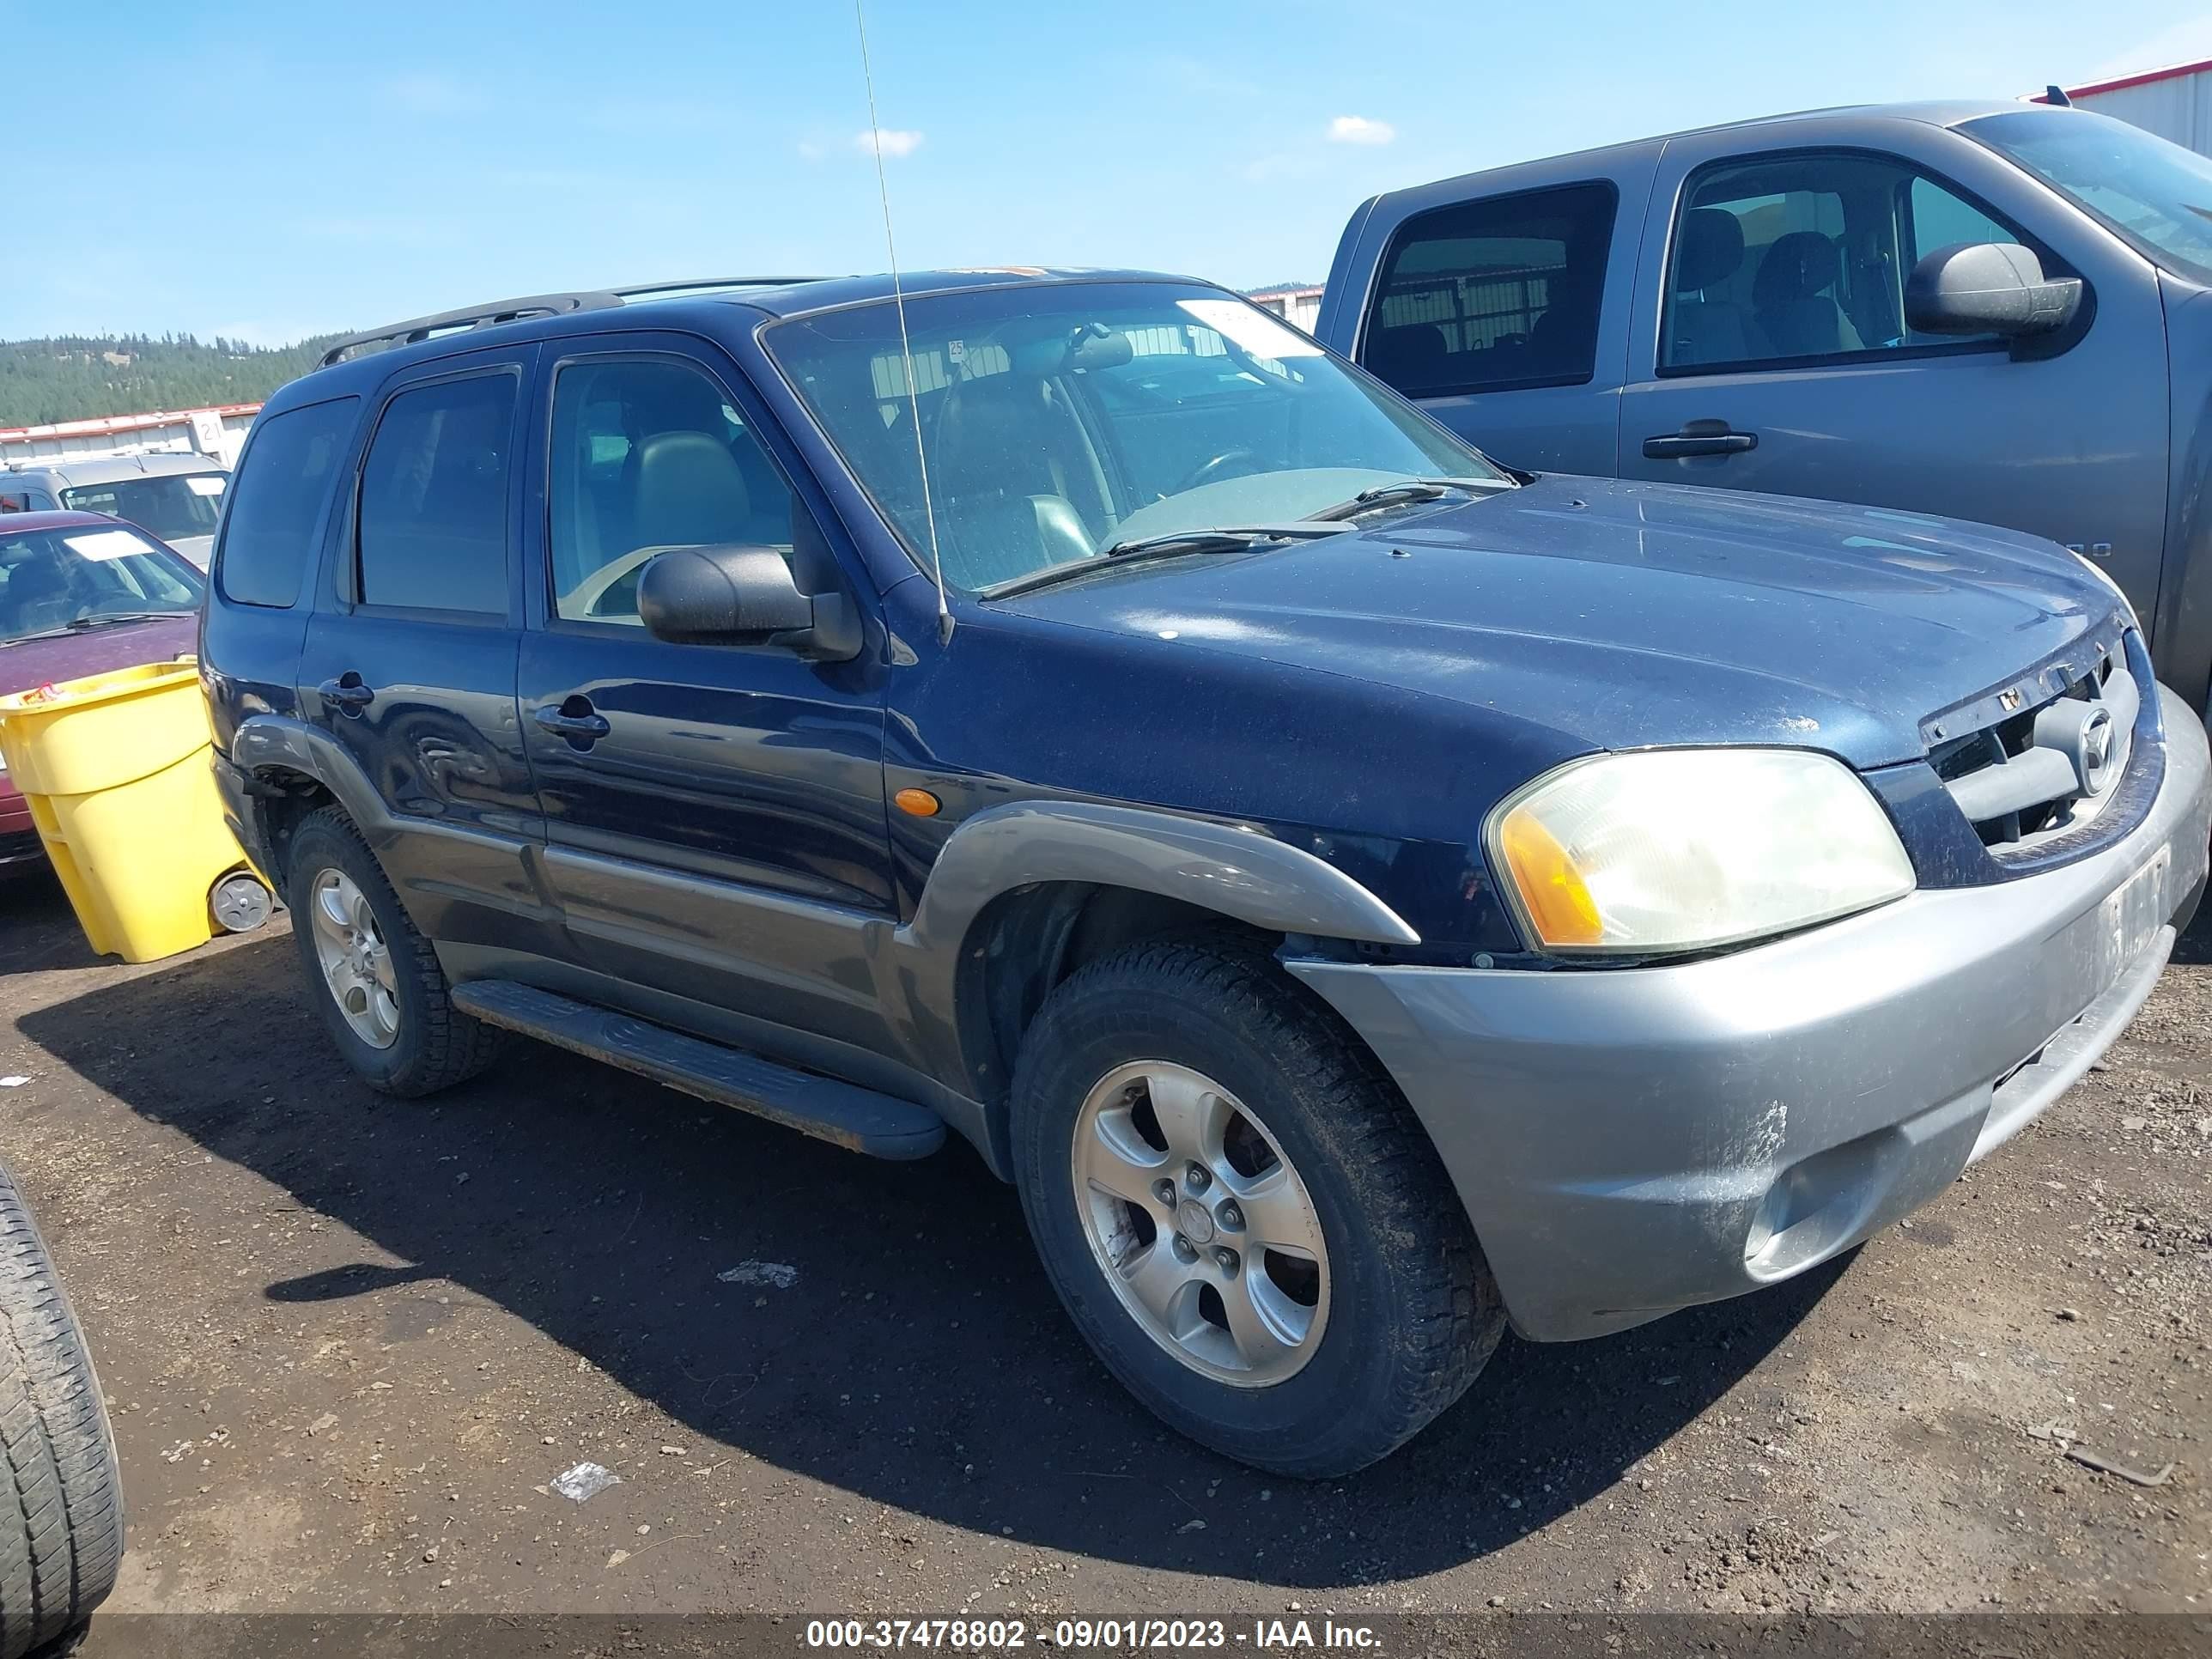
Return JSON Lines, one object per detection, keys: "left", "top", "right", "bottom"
{"left": 514, "top": 333, "right": 896, "bottom": 1059}
{"left": 296, "top": 344, "right": 559, "bottom": 954}
{"left": 1339, "top": 155, "right": 1656, "bottom": 475}
{"left": 1617, "top": 124, "right": 2171, "bottom": 623}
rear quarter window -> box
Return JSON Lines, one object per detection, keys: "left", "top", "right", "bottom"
{"left": 1360, "top": 180, "right": 1619, "bottom": 398}
{"left": 216, "top": 397, "right": 360, "bottom": 608}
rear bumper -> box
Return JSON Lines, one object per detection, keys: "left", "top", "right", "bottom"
{"left": 211, "top": 752, "right": 274, "bottom": 879}
{"left": 1290, "top": 683, "right": 2212, "bottom": 1342}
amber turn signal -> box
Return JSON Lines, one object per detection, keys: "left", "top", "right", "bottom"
{"left": 1494, "top": 804, "right": 1603, "bottom": 947}
{"left": 894, "top": 787, "right": 942, "bottom": 817}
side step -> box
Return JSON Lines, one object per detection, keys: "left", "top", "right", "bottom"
{"left": 449, "top": 980, "right": 945, "bottom": 1160}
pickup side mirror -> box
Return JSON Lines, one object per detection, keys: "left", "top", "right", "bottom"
{"left": 1905, "top": 241, "right": 2082, "bottom": 338}
{"left": 636, "top": 544, "right": 862, "bottom": 661}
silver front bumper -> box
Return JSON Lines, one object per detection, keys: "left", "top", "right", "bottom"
{"left": 1290, "top": 683, "right": 2212, "bottom": 1342}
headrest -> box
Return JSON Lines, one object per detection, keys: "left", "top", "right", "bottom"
{"left": 1753, "top": 230, "right": 1843, "bottom": 307}
{"left": 1364, "top": 322, "right": 1448, "bottom": 383}
{"left": 1674, "top": 208, "right": 1745, "bottom": 293}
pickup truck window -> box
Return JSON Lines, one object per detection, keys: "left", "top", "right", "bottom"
{"left": 765, "top": 283, "right": 1494, "bottom": 592}
{"left": 548, "top": 356, "right": 798, "bottom": 624}
{"left": 1965, "top": 106, "right": 2212, "bottom": 287}
{"left": 1358, "top": 182, "right": 1616, "bottom": 398}
{"left": 1662, "top": 152, "right": 2010, "bottom": 374}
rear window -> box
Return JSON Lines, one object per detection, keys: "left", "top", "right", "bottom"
{"left": 61, "top": 472, "right": 228, "bottom": 544}
{"left": 217, "top": 398, "right": 360, "bottom": 609}
{"left": 356, "top": 373, "right": 516, "bottom": 615}
{"left": 1360, "top": 180, "right": 1618, "bottom": 398}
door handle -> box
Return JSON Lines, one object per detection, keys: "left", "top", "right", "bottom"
{"left": 1643, "top": 420, "right": 1757, "bottom": 459}
{"left": 318, "top": 673, "right": 375, "bottom": 714}
{"left": 534, "top": 698, "right": 611, "bottom": 743}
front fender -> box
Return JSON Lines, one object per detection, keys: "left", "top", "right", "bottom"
{"left": 887, "top": 799, "right": 1418, "bottom": 1095}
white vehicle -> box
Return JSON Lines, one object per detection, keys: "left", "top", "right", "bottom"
{"left": 0, "top": 453, "right": 229, "bottom": 567}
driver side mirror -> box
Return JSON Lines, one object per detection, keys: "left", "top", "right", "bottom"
{"left": 636, "top": 544, "right": 862, "bottom": 661}
{"left": 1905, "top": 241, "right": 2082, "bottom": 338}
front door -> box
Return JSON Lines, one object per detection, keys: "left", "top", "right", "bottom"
{"left": 515, "top": 337, "right": 895, "bottom": 1058}
{"left": 1617, "top": 129, "right": 2171, "bottom": 629}
{"left": 296, "top": 345, "right": 556, "bottom": 955}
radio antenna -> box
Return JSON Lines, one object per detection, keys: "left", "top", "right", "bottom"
{"left": 854, "top": 0, "right": 952, "bottom": 646}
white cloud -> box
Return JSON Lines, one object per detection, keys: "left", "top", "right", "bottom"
{"left": 1328, "top": 114, "right": 1396, "bottom": 146}
{"left": 854, "top": 128, "right": 924, "bottom": 159}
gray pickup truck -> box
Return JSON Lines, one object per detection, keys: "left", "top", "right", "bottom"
{"left": 1317, "top": 100, "right": 2212, "bottom": 715}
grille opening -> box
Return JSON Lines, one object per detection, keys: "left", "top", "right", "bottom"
{"left": 1929, "top": 645, "right": 2139, "bottom": 858}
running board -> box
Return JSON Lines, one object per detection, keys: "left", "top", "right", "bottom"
{"left": 449, "top": 980, "right": 945, "bottom": 1159}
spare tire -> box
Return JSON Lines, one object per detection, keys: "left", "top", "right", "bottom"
{"left": 0, "top": 1160, "right": 121, "bottom": 1657}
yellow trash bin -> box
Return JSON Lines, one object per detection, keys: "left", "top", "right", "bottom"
{"left": 0, "top": 660, "right": 271, "bottom": 963}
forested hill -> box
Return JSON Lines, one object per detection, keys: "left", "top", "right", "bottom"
{"left": 0, "top": 334, "right": 343, "bottom": 427}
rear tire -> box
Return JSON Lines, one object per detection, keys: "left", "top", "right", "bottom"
{"left": 285, "top": 808, "right": 503, "bottom": 1097}
{"left": 0, "top": 1160, "right": 120, "bottom": 1659}
{"left": 1010, "top": 936, "right": 1504, "bottom": 1476}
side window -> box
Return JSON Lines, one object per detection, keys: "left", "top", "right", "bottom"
{"left": 1663, "top": 152, "right": 2020, "bottom": 373}
{"left": 357, "top": 374, "right": 516, "bottom": 614}
{"left": 216, "top": 396, "right": 360, "bottom": 609}
{"left": 548, "top": 358, "right": 798, "bottom": 625}
{"left": 1360, "top": 181, "right": 1618, "bottom": 398}
{"left": 0, "top": 491, "right": 29, "bottom": 514}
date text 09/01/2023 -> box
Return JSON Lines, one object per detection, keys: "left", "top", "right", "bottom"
{"left": 803, "top": 1617, "right": 1383, "bottom": 1650}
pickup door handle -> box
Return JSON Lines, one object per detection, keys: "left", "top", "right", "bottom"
{"left": 318, "top": 674, "right": 375, "bottom": 713}
{"left": 1643, "top": 421, "right": 1758, "bottom": 459}
{"left": 534, "top": 698, "right": 611, "bottom": 743}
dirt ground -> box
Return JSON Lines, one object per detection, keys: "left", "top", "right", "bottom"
{"left": 0, "top": 872, "right": 2202, "bottom": 1632}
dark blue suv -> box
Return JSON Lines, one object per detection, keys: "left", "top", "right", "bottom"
{"left": 201, "top": 270, "right": 2210, "bottom": 1475}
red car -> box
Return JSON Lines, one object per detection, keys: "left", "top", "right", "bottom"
{"left": 0, "top": 511, "right": 203, "bottom": 872}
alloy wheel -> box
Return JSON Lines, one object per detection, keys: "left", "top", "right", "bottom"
{"left": 307, "top": 868, "right": 399, "bottom": 1049}
{"left": 1070, "top": 1060, "right": 1329, "bottom": 1386}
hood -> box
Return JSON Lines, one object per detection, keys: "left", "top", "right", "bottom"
{"left": 0, "top": 614, "right": 199, "bottom": 696}
{"left": 996, "top": 476, "right": 2120, "bottom": 769}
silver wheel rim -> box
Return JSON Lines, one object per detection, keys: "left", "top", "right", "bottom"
{"left": 1070, "top": 1060, "right": 1329, "bottom": 1387}
{"left": 307, "top": 868, "right": 400, "bottom": 1050}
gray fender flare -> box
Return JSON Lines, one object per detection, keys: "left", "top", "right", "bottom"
{"left": 889, "top": 799, "right": 1419, "bottom": 1096}
{"left": 230, "top": 714, "right": 399, "bottom": 843}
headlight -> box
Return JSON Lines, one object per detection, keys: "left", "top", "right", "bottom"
{"left": 1487, "top": 749, "right": 1914, "bottom": 957}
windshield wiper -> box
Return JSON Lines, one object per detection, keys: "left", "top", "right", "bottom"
{"left": 65, "top": 611, "right": 179, "bottom": 629}
{"left": 0, "top": 612, "right": 182, "bottom": 646}
{"left": 1304, "top": 476, "right": 1516, "bottom": 523}
{"left": 982, "top": 523, "right": 1352, "bottom": 599}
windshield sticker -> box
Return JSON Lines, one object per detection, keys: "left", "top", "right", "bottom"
{"left": 185, "top": 476, "right": 227, "bottom": 496}
{"left": 62, "top": 530, "right": 148, "bottom": 562}
{"left": 1176, "top": 299, "right": 1322, "bottom": 358}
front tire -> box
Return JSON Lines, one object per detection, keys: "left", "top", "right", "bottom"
{"left": 284, "top": 808, "right": 502, "bottom": 1097}
{"left": 1010, "top": 938, "right": 1504, "bottom": 1477}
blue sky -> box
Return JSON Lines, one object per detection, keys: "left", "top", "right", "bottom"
{"left": 6, "top": 0, "right": 2211, "bottom": 344}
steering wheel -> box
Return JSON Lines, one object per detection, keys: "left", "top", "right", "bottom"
{"left": 1171, "top": 447, "right": 1267, "bottom": 495}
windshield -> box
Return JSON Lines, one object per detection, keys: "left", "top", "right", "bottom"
{"left": 763, "top": 283, "right": 1502, "bottom": 591}
{"left": 1965, "top": 106, "right": 2212, "bottom": 285}
{"left": 59, "top": 471, "right": 228, "bottom": 544}
{"left": 0, "top": 524, "right": 203, "bottom": 643}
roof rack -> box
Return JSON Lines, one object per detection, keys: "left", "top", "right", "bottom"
{"left": 318, "top": 276, "right": 825, "bottom": 368}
